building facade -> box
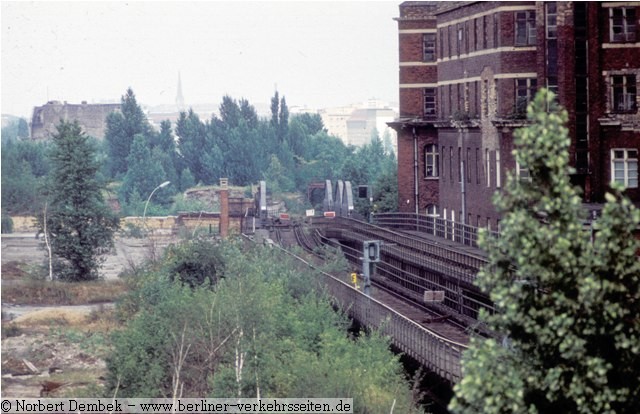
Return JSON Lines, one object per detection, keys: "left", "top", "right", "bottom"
{"left": 391, "top": 1, "right": 640, "bottom": 231}
{"left": 30, "top": 100, "right": 120, "bottom": 140}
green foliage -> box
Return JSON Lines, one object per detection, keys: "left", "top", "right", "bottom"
{"left": 164, "top": 239, "right": 224, "bottom": 288}
{"left": 1, "top": 213, "right": 14, "bottom": 233}
{"left": 1, "top": 116, "right": 29, "bottom": 141}
{"left": 39, "top": 120, "right": 120, "bottom": 281}
{"left": 372, "top": 165, "right": 398, "bottom": 213}
{"left": 119, "top": 134, "right": 172, "bottom": 206}
{"left": 341, "top": 130, "right": 397, "bottom": 216}
{"left": 105, "top": 88, "right": 152, "bottom": 178}
{"left": 450, "top": 89, "right": 640, "bottom": 414}
{"left": 1, "top": 138, "right": 50, "bottom": 214}
{"left": 263, "top": 155, "right": 295, "bottom": 194}
{"left": 106, "top": 240, "right": 419, "bottom": 411}
{"left": 178, "top": 168, "right": 196, "bottom": 192}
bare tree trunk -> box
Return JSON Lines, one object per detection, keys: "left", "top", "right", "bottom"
{"left": 234, "top": 328, "right": 245, "bottom": 398}
{"left": 171, "top": 323, "right": 191, "bottom": 406}
{"left": 43, "top": 202, "right": 53, "bottom": 281}
{"left": 253, "top": 327, "right": 260, "bottom": 399}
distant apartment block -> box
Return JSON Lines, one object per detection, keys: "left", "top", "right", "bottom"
{"left": 320, "top": 101, "right": 399, "bottom": 148}
{"left": 391, "top": 1, "right": 640, "bottom": 229}
{"left": 30, "top": 100, "right": 120, "bottom": 140}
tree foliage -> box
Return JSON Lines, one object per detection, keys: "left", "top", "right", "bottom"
{"left": 450, "top": 89, "right": 640, "bottom": 413}
{"left": 39, "top": 121, "right": 119, "bottom": 281}
{"left": 105, "top": 88, "right": 151, "bottom": 178}
{"left": 107, "top": 240, "right": 420, "bottom": 412}
{"left": 119, "top": 134, "right": 171, "bottom": 207}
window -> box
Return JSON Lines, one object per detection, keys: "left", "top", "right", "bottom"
{"left": 425, "top": 144, "right": 439, "bottom": 178}
{"left": 482, "top": 79, "right": 489, "bottom": 116}
{"left": 515, "top": 11, "right": 536, "bottom": 45}
{"left": 546, "top": 3, "right": 558, "bottom": 96}
{"left": 483, "top": 15, "right": 488, "bottom": 49}
{"left": 610, "top": 7, "right": 636, "bottom": 42}
{"left": 474, "top": 18, "right": 480, "bottom": 50}
{"left": 423, "top": 33, "right": 436, "bottom": 61}
{"left": 516, "top": 161, "right": 531, "bottom": 182}
{"left": 546, "top": 3, "right": 557, "bottom": 39}
{"left": 449, "top": 147, "right": 454, "bottom": 183}
{"left": 441, "top": 146, "right": 446, "bottom": 179}
{"left": 612, "top": 75, "right": 637, "bottom": 113}
{"left": 466, "top": 148, "right": 471, "bottom": 183}
{"left": 476, "top": 148, "right": 480, "bottom": 184}
{"left": 493, "top": 13, "right": 499, "bottom": 48}
{"left": 474, "top": 81, "right": 480, "bottom": 114}
{"left": 457, "top": 24, "right": 463, "bottom": 56}
{"left": 458, "top": 147, "right": 462, "bottom": 182}
{"left": 496, "top": 150, "right": 501, "bottom": 188}
{"left": 612, "top": 149, "right": 638, "bottom": 188}
{"left": 486, "top": 148, "right": 491, "bottom": 187}
{"left": 516, "top": 78, "right": 538, "bottom": 114}
{"left": 426, "top": 204, "right": 439, "bottom": 216}
{"left": 424, "top": 88, "right": 437, "bottom": 117}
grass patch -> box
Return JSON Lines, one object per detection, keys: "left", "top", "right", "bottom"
{"left": 1, "top": 261, "right": 29, "bottom": 280}
{"left": 47, "top": 369, "right": 107, "bottom": 398}
{"left": 1, "top": 322, "right": 22, "bottom": 338}
{"left": 1, "top": 279, "right": 130, "bottom": 306}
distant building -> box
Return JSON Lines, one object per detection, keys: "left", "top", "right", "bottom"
{"left": 30, "top": 100, "right": 120, "bottom": 140}
{"left": 391, "top": 1, "right": 640, "bottom": 229}
{"left": 320, "top": 101, "right": 398, "bottom": 148}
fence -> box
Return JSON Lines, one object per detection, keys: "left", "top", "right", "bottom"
{"left": 248, "top": 234, "right": 467, "bottom": 384}
{"left": 372, "top": 213, "right": 500, "bottom": 248}
{"left": 322, "top": 274, "right": 465, "bottom": 383}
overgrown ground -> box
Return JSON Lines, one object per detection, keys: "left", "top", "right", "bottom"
{"left": 1, "top": 233, "right": 170, "bottom": 398}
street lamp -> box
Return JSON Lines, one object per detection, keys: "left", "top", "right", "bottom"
{"left": 142, "top": 181, "right": 170, "bottom": 230}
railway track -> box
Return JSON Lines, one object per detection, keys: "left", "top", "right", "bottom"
{"left": 285, "top": 224, "right": 474, "bottom": 344}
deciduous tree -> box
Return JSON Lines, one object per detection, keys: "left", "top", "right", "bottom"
{"left": 450, "top": 89, "right": 640, "bottom": 413}
{"left": 105, "top": 88, "right": 151, "bottom": 178}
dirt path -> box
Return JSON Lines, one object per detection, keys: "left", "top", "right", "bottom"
{"left": 1, "top": 232, "right": 176, "bottom": 397}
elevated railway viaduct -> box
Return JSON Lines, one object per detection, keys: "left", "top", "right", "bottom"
{"left": 246, "top": 212, "right": 497, "bottom": 385}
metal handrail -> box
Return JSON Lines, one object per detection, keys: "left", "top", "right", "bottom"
{"left": 372, "top": 212, "right": 500, "bottom": 248}
{"left": 241, "top": 234, "right": 466, "bottom": 383}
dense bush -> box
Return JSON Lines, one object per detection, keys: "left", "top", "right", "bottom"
{"left": 106, "top": 239, "right": 419, "bottom": 412}
{"left": 1, "top": 213, "right": 13, "bottom": 234}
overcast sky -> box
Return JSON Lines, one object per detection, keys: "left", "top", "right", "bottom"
{"left": 2, "top": 1, "right": 400, "bottom": 118}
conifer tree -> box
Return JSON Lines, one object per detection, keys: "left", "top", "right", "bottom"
{"left": 450, "top": 89, "right": 640, "bottom": 414}
{"left": 40, "top": 120, "right": 119, "bottom": 281}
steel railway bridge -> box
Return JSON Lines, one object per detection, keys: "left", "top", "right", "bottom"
{"left": 242, "top": 181, "right": 497, "bottom": 384}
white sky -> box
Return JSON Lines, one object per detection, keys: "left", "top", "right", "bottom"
{"left": 1, "top": 1, "right": 400, "bottom": 118}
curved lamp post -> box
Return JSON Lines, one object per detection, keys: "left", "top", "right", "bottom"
{"left": 142, "top": 181, "right": 170, "bottom": 230}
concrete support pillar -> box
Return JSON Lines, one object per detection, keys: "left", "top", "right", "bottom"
{"left": 220, "top": 178, "right": 229, "bottom": 238}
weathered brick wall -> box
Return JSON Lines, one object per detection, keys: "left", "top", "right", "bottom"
{"left": 31, "top": 101, "right": 120, "bottom": 140}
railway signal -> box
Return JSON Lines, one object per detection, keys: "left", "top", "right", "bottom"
{"left": 362, "top": 240, "right": 382, "bottom": 296}
{"left": 351, "top": 272, "right": 359, "bottom": 289}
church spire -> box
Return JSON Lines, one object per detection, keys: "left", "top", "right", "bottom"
{"left": 176, "top": 71, "right": 185, "bottom": 111}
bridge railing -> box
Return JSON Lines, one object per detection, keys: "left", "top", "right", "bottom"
{"left": 329, "top": 217, "right": 490, "bottom": 280}
{"left": 317, "top": 231, "right": 495, "bottom": 324}
{"left": 248, "top": 234, "right": 467, "bottom": 384}
{"left": 322, "top": 274, "right": 464, "bottom": 383}
{"left": 372, "top": 213, "right": 500, "bottom": 248}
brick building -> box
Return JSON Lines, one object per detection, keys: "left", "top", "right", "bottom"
{"left": 31, "top": 100, "right": 120, "bottom": 140}
{"left": 390, "top": 1, "right": 640, "bottom": 231}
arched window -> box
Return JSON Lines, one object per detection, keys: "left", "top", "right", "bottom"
{"left": 425, "top": 144, "right": 439, "bottom": 177}
{"left": 425, "top": 204, "right": 439, "bottom": 216}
